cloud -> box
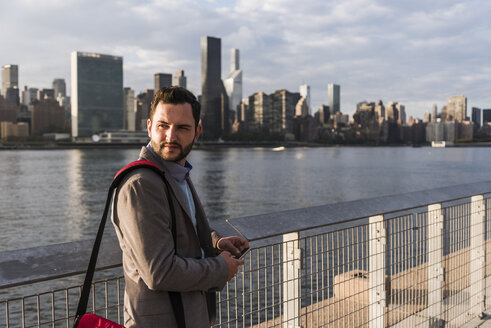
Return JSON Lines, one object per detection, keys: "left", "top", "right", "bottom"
{"left": 2, "top": 0, "right": 491, "bottom": 118}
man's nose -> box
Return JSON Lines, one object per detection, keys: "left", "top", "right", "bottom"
{"left": 165, "top": 126, "right": 177, "bottom": 142}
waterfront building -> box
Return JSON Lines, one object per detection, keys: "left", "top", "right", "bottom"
{"left": 248, "top": 92, "right": 271, "bottom": 132}
{"left": 135, "top": 89, "right": 154, "bottom": 131}
{"left": 295, "top": 97, "right": 308, "bottom": 118}
{"left": 484, "top": 109, "right": 491, "bottom": 124}
{"left": 374, "top": 100, "right": 385, "bottom": 120}
{"left": 328, "top": 84, "right": 340, "bottom": 115}
{"left": 426, "top": 121, "right": 456, "bottom": 142}
{"left": 386, "top": 102, "right": 399, "bottom": 122}
{"left": 472, "top": 107, "right": 481, "bottom": 127}
{"left": 224, "top": 48, "right": 243, "bottom": 119}
{"left": 57, "top": 94, "right": 70, "bottom": 118}
{"left": 299, "top": 84, "right": 311, "bottom": 114}
{"left": 21, "top": 87, "right": 38, "bottom": 106}
{"left": 0, "top": 121, "right": 29, "bottom": 139}
{"left": 70, "top": 51, "right": 123, "bottom": 138}
{"left": 457, "top": 121, "right": 474, "bottom": 140}
{"left": 98, "top": 130, "right": 149, "bottom": 143}
{"left": 124, "top": 87, "right": 136, "bottom": 131}
{"left": 201, "top": 36, "right": 229, "bottom": 139}
{"left": 333, "top": 112, "right": 349, "bottom": 126}
{"left": 52, "top": 79, "right": 66, "bottom": 98}
{"left": 397, "top": 103, "right": 406, "bottom": 125}
{"left": 270, "top": 89, "right": 301, "bottom": 134}
{"left": 236, "top": 99, "right": 248, "bottom": 123}
{"left": 173, "top": 70, "right": 187, "bottom": 88}
{"left": 0, "top": 96, "right": 18, "bottom": 123}
{"left": 293, "top": 115, "right": 318, "bottom": 142}
{"left": 154, "top": 73, "right": 172, "bottom": 91}
{"left": 315, "top": 105, "right": 330, "bottom": 125}
{"left": 31, "top": 99, "right": 65, "bottom": 136}
{"left": 447, "top": 95, "right": 467, "bottom": 122}
{"left": 5, "top": 87, "right": 19, "bottom": 105}
{"left": 2, "top": 64, "right": 18, "bottom": 100}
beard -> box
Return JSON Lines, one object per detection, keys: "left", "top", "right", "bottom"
{"left": 151, "top": 139, "right": 194, "bottom": 164}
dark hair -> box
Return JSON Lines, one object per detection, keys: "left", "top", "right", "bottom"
{"left": 149, "top": 86, "right": 201, "bottom": 128}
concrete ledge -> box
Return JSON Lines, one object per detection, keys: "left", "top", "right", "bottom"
{"left": 227, "top": 180, "right": 491, "bottom": 241}
{"left": 0, "top": 237, "right": 121, "bottom": 289}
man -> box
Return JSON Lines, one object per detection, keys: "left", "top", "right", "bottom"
{"left": 111, "top": 86, "right": 248, "bottom": 327}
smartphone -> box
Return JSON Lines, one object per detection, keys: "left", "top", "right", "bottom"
{"left": 235, "top": 248, "right": 251, "bottom": 260}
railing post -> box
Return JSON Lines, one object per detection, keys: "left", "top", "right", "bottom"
{"left": 369, "top": 215, "right": 386, "bottom": 328}
{"left": 283, "top": 232, "right": 302, "bottom": 328}
{"left": 469, "top": 195, "right": 485, "bottom": 317}
{"left": 427, "top": 203, "right": 444, "bottom": 325}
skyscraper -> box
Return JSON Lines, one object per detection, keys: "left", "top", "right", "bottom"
{"left": 21, "top": 87, "right": 38, "bottom": 106}
{"left": 124, "top": 87, "right": 136, "bottom": 131}
{"left": 154, "top": 73, "right": 172, "bottom": 91}
{"left": 328, "top": 84, "right": 340, "bottom": 115}
{"left": 270, "top": 89, "right": 301, "bottom": 134}
{"left": 2, "top": 64, "right": 19, "bottom": 105}
{"left": 396, "top": 103, "right": 406, "bottom": 125}
{"left": 201, "top": 36, "right": 229, "bottom": 139}
{"left": 70, "top": 51, "right": 123, "bottom": 138}
{"left": 472, "top": 107, "right": 481, "bottom": 127}
{"left": 447, "top": 95, "right": 467, "bottom": 122}
{"left": 299, "top": 84, "right": 311, "bottom": 114}
{"left": 52, "top": 78, "right": 66, "bottom": 98}
{"left": 248, "top": 92, "right": 271, "bottom": 131}
{"left": 224, "top": 48, "right": 243, "bottom": 118}
{"left": 173, "top": 70, "right": 187, "bottom": 88}
{"left": 2, "top": 64, "right": 18, "bottom": 96}
{"left": 295, "top": 97, "right": 308, "bottom": 117}
{"left": 483, "top": 109, "right": 491, "bottom": 124}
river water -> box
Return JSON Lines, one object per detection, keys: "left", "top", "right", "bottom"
{"left": 1, "top": 146, "right": 490, "bottom": 252}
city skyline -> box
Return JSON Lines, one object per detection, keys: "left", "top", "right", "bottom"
{"left": 1, "top": 1, "right": 491, "bottom": 119}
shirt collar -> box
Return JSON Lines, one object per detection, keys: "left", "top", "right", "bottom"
{"left": 146, "top": 142, "right": 192, "bottom": 182}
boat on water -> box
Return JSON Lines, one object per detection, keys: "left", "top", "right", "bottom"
{"left": 272, "top": 146, "right": 286, "bottom": 151}
{"left": 431, "top": 141, "right": 454, "bottom": 148}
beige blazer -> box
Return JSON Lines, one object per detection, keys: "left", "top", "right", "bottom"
{"left": 111, "top": 147, "right": 228, "bottom": 328}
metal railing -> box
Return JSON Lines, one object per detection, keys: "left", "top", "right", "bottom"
{"left": 1, "top": 180, "right": 490, "bottom": 327}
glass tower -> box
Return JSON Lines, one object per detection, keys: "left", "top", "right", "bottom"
{"left": 71, "top": 52, "right": 123, "bottom": 138}
{"left": 201, "top": 36, "right": 229, "bottom": 139}
{"left": 328, "top": 84, "right": 340, "bottom": 115}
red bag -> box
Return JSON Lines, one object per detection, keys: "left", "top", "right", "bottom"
{"left": 76, "top": 314, "right": 124, "bottom": 328}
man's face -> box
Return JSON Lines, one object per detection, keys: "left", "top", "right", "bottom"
{"left": 147, "top": 102, "right": 201, "bottom": 166}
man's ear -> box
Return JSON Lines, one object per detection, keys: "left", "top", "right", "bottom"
{"left": 147, "top": 119, "right": 152, "bottom": 138}
{"left": 194, "top": 123, "right": 202, "bottom": 142}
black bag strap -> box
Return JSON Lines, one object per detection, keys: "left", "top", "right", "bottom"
{"left": 73, "top": 160, "right": 185, "bottom": 328}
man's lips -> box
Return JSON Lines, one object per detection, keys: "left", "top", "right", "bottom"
{"left": 162, "top": 143, "right": 181, "bottom": 150}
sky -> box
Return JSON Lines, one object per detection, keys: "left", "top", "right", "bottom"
{"left": 1, "top": 0, "right": 491, "bottom": 119}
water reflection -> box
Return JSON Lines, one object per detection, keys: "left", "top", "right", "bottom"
{"left": 192, "top": 149, "right": 228, "bottom": 221}
{"left": 1, "top": 147, "right": 490, "bottom": 251}
{"left": 66, "top": 150, "right": 89, "bottom": 240}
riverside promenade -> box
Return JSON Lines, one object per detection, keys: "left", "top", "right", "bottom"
{"left": 1, "top": 180, "right": 491, "bottom": 327}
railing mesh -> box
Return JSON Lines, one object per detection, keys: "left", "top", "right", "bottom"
{"left": 1, "top": 194, "right": 490, "bottom": 327}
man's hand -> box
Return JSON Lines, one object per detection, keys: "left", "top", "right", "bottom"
{"left": 219, "top": 251, "right": 244, "bottom": 281}
{"left": 217, "top": 236, "right": 249, "bottom": 258}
